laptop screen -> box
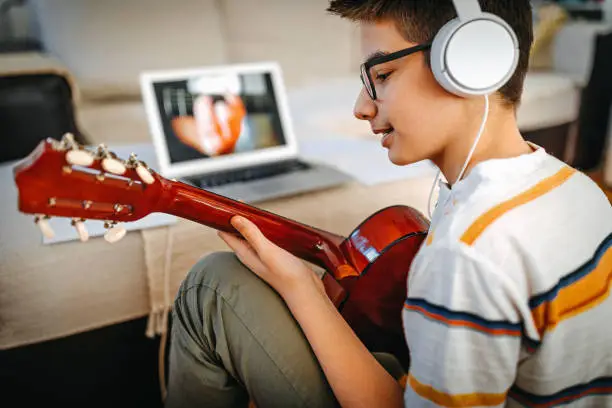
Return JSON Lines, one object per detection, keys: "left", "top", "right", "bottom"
{"left": 151, "top": 71, "right": 288, "bottom": 165}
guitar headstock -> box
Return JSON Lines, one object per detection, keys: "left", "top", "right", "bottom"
{"left": 14, "top": 133, "right": 163, "bottom": 243}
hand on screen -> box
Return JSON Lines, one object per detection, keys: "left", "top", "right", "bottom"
{"left": 171, "top": 93, "right": 246, "bottom": 156}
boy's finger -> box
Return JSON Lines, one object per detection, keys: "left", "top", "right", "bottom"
{"left": 218, "top": 231, "right": 267, "bottom": 274}
{"left": 231, "top": 216, "right": 268, "bottom": 254}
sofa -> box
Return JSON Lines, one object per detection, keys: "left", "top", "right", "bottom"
{"left": 2, "top": 1, "right": 607, "bottom": 407}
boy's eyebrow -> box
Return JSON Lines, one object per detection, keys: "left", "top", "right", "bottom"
{"left": 364, "top": 50, "right": 389, "bottom": 65}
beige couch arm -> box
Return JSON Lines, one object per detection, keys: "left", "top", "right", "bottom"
{"left": 0, "top": 52, "right": 80, "bottom": 103}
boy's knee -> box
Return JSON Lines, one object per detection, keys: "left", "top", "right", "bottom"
{"left": 182, "top": 251, "right": 242, "bottom": 288}
{"left": 173, "top": 251, "right": 287, "bottom": 347}
{"left": 178, "top": 251, "right": 276, "bottom": 306}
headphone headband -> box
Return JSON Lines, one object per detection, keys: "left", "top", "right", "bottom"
{"left": 452, "top": 0, "right": 482, "bottom": 21}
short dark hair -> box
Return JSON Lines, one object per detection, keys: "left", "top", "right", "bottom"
{"left": 327, "top": 0, "right": 533, "bottom": 108}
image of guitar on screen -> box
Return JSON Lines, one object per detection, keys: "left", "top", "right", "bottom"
{"left": 153, "top": 72, "right": 287, "bottom": 163}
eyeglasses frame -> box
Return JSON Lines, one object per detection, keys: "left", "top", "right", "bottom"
{"left": 360, "top": 43, "right": 432, "bottom": 100}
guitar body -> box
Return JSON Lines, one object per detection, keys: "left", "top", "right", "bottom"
{"left": 338, "top": 206, "right": 428, "bottom": 366}
{"left": 13, "top": 137, "right": 431, "bottom": 367}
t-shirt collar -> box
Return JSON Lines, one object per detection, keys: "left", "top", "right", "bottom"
{"left": 437, "top": 142, "right": 547, "bottom": 198}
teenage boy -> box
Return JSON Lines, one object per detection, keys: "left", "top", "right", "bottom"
{"left": 166, "top": 1, "right": 612, "bottom": 407}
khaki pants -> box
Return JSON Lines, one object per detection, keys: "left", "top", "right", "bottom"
{"left": 165, "top": 252, "right": 405, "bottom": 408}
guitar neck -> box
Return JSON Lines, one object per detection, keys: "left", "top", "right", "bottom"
{"left": 156, "top": 178, "right": 350, "bottom": 272}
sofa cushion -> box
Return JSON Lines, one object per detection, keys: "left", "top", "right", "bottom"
{"left": 31, "top": 0, "right": 227, "bottom": 100}
{"left": 517, "top": 72, "right": 579, "bottom": 132}
{"left": 77, "top": 101, "right": 151, "bottom": 145}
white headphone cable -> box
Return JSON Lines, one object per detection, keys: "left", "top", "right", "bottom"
{"left": 427, "top": 94, "right": 490, "bottom": 220}
{"left": 426, "top": 170, "right": 441, "bottom": 220}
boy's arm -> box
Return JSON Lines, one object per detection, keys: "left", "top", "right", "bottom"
{"left": 219, "top": 216, "right": 404, "bottom": 408}
{"left": 403, "top": 244, "right": 526, "bottom": 407}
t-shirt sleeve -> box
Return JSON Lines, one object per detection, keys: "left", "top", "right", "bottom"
{"left": 403, "top": 243, "right": 524, "bottom": 407}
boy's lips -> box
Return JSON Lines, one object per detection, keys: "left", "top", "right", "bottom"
{"left": 381, "top": 130, "right": 393, "bottom": 148}
{"left": 373, "top": 127, "right": 394, "bottom": 148}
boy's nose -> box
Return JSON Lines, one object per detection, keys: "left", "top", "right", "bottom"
{"left": 353, "top": 88, "right": 377, "bottom": 121}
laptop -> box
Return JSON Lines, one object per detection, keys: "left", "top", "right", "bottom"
{"left": 140, "top": 62, "right": 352, "bottom": 203}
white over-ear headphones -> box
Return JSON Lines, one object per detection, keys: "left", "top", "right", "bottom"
{"left": 430, "top": 0, "right": 519, "bottom": 97}
{"left": 426, "top": 0, "right": 520, "bottom": 220}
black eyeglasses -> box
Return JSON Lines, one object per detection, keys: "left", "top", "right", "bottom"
{"left": 360, "top": 43, "right": 432, "bottom": 100}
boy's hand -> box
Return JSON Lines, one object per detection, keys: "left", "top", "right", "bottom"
{"left": 218, "top": 216, "right": 325, "bottom": 300}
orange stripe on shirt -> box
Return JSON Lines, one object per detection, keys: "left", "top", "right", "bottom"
{"left": 461, "top": 167, "right": 576, "bottom": 246}
{"left": 426, "top": 230, "right": 435, "bottom": 246}
{"left": 408, "top": 374, "right": 507, "bottom": 407}
{"left": 532, "top": 245, "right": 612, "bottom": 336}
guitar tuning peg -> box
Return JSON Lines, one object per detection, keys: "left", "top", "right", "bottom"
{"left": 71, "top": 218, "right": 89, "bottom": 242}
{"left": 136, "top": 163, "right": 155, "bottom": 184}
{"left": 104, "top": 221, "right": 126, "bottom": 244}
{"left": 66, "top": 149, "right": 95, "bottom": 167}
{"left": 97, "top": 145, "right": 126, "bottom": 175}
{"left": 127, "top": 153, "right": 155, "bottom": 184}
{"left": 62, "top": 133, "right": 94, "bottom": 166}
{"left": 96, "top": 143, "right": 108, "bottom": 155}
{"left": 102, "top": 156, "right": 127, "bottom": 175}
{"left": 61, "top": 132, "right": 77, "bottom": 147}
{"left": 34, "top": 214, "right": 55, "bottom": 239}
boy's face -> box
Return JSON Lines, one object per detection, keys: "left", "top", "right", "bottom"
{"left": 355, "top": 20, "right": 465, "bottom": 166}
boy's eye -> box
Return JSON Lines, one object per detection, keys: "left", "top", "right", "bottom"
{"left": 375, "top": 71, "right": 391, "bottom": 82}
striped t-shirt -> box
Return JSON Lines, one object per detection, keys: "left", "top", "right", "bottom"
{"left": 402, "top": 144, "right": 612, "bottom": 407}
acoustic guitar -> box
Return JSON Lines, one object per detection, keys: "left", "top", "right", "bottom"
{"left": 13, "top": 134, "right": 430, "bottom": 365}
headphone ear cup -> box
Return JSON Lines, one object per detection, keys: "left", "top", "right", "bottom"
{"left": 430, "top": 14, "right": 519, "bottom": 98}
{"left": 430, "top": 18, "right": 463, "bottom": 96}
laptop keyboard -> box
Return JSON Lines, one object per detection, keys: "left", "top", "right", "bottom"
{"left": 196, "top": 159, "right": 311, "bottom": 188}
